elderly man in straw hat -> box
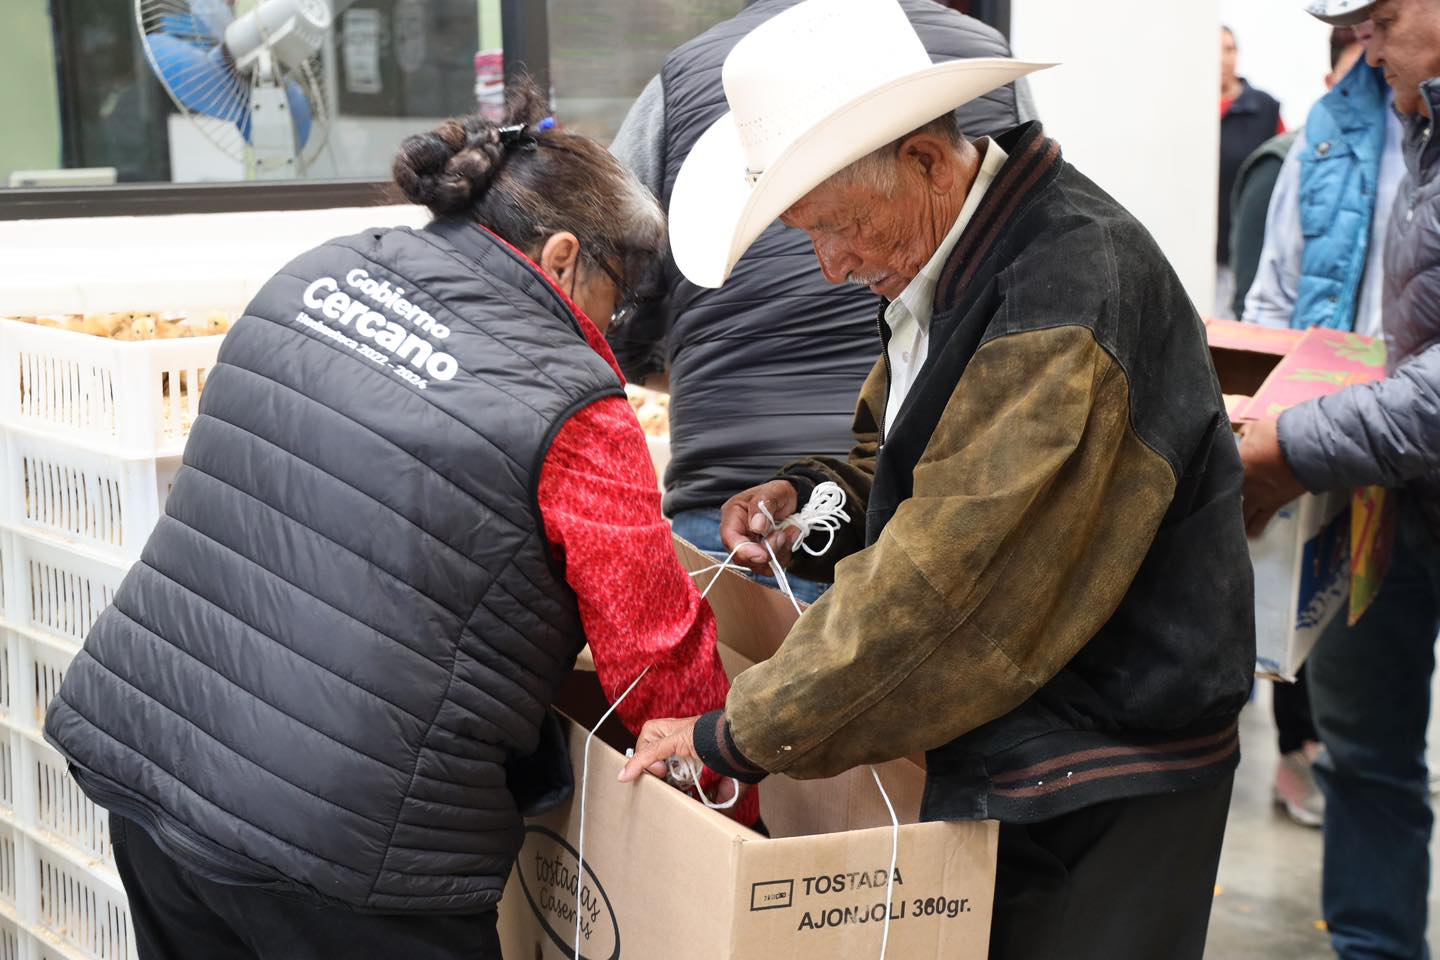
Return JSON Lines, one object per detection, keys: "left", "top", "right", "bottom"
{"left": 621, "top": 0, "right": 1254, "bottom": 955}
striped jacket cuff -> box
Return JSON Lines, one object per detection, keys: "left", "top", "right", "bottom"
{"left": 694, "top": 710, "right": 767, "bottom": 784}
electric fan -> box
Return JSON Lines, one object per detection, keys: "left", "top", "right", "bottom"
{"left": 136, "top": 0, "right": 339, "bottom": 179}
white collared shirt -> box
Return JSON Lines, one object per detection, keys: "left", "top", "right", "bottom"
{"left": 883, "top": 138, "right": 1009, "bottom": 434}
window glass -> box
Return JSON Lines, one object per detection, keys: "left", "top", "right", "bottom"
{"left": 0, "top": 0, "right": 753, "bottom": 194}
{"left": 546, "top": 0, "right": 744, "bottom": 142}
{"left": 1, "top": 0, "right": 496, "bottom": 189}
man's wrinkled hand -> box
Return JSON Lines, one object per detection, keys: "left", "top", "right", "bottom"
{"left": 618, "top": 716, "right": 701, "bottom": 784}
{"left": 719, "top": 480, "right": 801, "bottom": 576}
{"left": 1239, "top": 418, "right": 1308, "bottom": 537}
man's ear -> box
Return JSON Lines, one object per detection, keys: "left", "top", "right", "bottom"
{"left": 901, "top": 133, "right": 957, "bottom": 194}
{"left": 538, "top": 232, "right": 582, "bottom": 287}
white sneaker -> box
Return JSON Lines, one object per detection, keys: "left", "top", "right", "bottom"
{"left": 1273, "top": 745, "right": 1325, "bottom": 828}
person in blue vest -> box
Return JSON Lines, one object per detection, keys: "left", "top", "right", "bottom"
{"left": 1242, "top": 28, "right": 1405, "bottom": 337}
{"left": 1234, "top": 23, "right": 1406, "bottom": 830}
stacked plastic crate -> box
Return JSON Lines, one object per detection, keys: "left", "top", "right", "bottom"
{"left": 0, "top": 319, "right": 226, "bottom": 960}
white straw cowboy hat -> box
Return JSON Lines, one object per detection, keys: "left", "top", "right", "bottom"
{"left": 668, "top": 0, "right": 1054, "bottom": 289}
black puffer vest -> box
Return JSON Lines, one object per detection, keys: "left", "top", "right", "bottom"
{"left": 654, "top": 0, "right": 1020, "bottom": 516}
{"left": 45, "top": 220, "right": 620, "bottom": 912}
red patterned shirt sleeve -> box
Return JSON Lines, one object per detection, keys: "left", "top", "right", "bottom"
{"left": 536, "top": 306, "right": 759, "bottom": 823}
{"left": 538, "top": 396, "right": 731, "bottom": 731}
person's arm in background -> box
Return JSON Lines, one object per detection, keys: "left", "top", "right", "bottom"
{"left": 1239, "top": 132, "right": 1305, "bottom": 327}
{"left": 1277, "top": 341, "right": 1440, "bottom": 493}
{"left": 538, "top": 395, "right": 757, "bottom": 822}
{"left": 608, "top": 75, "right": 672, "bottom": 386}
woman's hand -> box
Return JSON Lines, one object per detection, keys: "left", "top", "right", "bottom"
{"left": 718, "top": 480, "right": 801, "bottom": 576}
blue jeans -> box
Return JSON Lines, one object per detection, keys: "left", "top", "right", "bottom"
{"left": 670, "top": 507, "right": 828, "bottom": 606}
{"left": 1308, "top": 498, "right": 1440, "bottom": 960}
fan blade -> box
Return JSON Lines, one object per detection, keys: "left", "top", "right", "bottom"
{"left": 155, "top": 11, "right": 205, "bottom": 40}
{"left": 188, "top": 0, "right": 235, "bottom": 43}
{"left": 147, "top": 33, "right": 249, "bottom": 122}
{"left": 287, "top": 77, "right": 314, "bottom": 149}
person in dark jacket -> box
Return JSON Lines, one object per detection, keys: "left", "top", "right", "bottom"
{"left": 1219, "top": 25, "right": 1285, "bottom": 317}
{"left": 608, "top": 0, "right": 1030, "bottom": 603}
{"left": 621, "top": 3, "right": 1254, "bottom": 957}
{"left": 1241, "top": 0, "right": 1440, "bottom": 955}
{"left": 42, "top": 83, "right": 746, "bottom": 960}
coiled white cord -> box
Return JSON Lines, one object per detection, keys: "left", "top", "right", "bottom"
{"left": 757, "top": 480, "right": 852, "bottom": 557}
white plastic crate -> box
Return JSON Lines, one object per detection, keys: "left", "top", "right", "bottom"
{"left": 0, "top": 732, "right": 14, "bottom": 816}
{"left": 0, "top": 533, "right": 127, "bottom": 650}
{"left": 23, "top": 742, "right": 111, "bottom": 875}
{"left": 2, "top": 431, "right": 177, "bottom": 564}
{"left": 0, "top": 535, "right": 8, "bottom": 629}
{"left": 16, "top": 639, "right": 74, "bottom": 744}
{"left": 0, "top": 631, "right": 12, "bottom": 723}
{"left": 0, "top": 823, "right": 16, "bottom": 914}
{"left": 0, "top": 911, "right": 19, "bottom": 960}
{"left": 28, "top": 841, "right": 129, "bottom": 960}
{"left": 0, "top": 319, "right": 223, "bottom": 460}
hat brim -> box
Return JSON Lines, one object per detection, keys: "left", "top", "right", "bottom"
{"left": 669, "top": 58, "right": 1055, "bottom": 289}
{"left": 1307, "top": 3, "right": 1374, "bottom": 25}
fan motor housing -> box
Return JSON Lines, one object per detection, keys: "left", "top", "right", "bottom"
{"left": 226, "top": 0, "right": 332, "bottom": 74}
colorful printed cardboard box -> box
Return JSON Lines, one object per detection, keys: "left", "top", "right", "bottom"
{"left": 1205, "top": 320, "right": 1391, "bottom": 680}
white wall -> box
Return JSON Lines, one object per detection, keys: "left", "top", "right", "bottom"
{"left": 1220, "top": 0, "right": 1335, "bottom": 131}
{"left": 1010, "top": 0, "right": 1221, "bottom": 313}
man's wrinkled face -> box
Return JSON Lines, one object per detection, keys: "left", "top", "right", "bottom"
{"left": 780, "top": 174, "right": 934, "bottom": 302}
{"left": 1366, "top": 0, "right": 1440, "bottom": 115}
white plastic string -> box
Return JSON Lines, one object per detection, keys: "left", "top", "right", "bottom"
{"left": 753, "top": 500, "right": 900, "bottom": 960}
{"left": 872, "top": 766, "right": 901, "bottom": 960}
{"left": 666, "top": 756, "right": 739, "bottom": 810}
{"left": 575, "top": 665, "right": 650, "bottom": 960}
{"left": 757, "top": 480, "right": 852, "bottom": 557}
{"left": 571, "top": 540, "right": 748, "bottom": 957}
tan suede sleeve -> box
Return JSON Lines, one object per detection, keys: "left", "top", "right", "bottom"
{"left": 726, "top": 324, "right": 1178, "bottom": 779}
{"left": 779, "top": 358, "right": 884, "bottom": 582}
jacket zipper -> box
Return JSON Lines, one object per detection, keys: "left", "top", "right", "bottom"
{"left": 72, "top": 764, "right": 285, "bottom": 884}
{"left": 875, "top": 304, "right": 893, "bottom": 450}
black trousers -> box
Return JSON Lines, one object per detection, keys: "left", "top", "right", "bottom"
{"left": 989, "top": 775, "right": 1234, "bottom": 960}
{"left": 111, "top": 814, "right": 503, "bottom": 960}
{"left": 1273, "top": 664, "right": 1319, "bottom": 754}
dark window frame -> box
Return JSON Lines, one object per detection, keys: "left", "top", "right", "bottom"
{"left": 1, "top": 0, "right": 548, "bottom": 222}
{"left": 0, "top": 179, "right": 404, "bottom": 221}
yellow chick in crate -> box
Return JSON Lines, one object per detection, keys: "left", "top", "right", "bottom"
{"left": 112, "top": 313, "right": 159, "bottom": 341}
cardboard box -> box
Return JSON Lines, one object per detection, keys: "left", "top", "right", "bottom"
{"left": 498, "top": 537, "right": 999, "bottom": 959}
{"left": 1205, "top": 319, "right": 1389, "bottom": 680}
{"left": 1248, "top": 490, "right": 1350, "bottom": 680}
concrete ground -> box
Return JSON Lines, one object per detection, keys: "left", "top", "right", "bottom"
{"left": 1205, "top": 681, "right": 1440, "bottom": 959}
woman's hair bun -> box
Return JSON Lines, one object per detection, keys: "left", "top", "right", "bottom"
{"left": 392, "top": 78, "right": 553, "bottom": 218}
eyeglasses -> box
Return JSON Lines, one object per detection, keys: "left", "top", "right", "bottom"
{"left": 590, "top": 257, "right": 650, "bottom": 328}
